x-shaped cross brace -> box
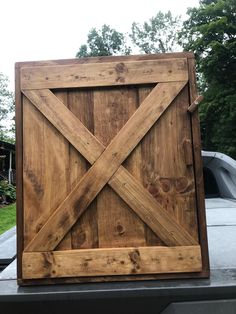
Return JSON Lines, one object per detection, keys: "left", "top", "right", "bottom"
{"left": 22, "top": 81, "right": 197, "bottom": 252}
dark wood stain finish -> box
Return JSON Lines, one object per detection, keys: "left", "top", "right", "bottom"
{"left": 187, "top": 57, "right": 210, "bottom": 277}
{"left": 16, "top": 53, "right": 209, "bottom": 285}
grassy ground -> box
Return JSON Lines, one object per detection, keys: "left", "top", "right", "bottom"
{"left": 0, "top": 203, "right": 16, "bottom": 235}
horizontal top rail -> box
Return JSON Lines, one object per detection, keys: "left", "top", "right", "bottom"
{"left": 21, "top": 58, "right": 188, "bottom": 90}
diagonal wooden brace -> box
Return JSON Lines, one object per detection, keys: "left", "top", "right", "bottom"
{"left": 23, "top": 81, "right": 198, "bottom": 252}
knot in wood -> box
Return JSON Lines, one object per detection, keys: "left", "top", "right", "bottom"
{"left": 115, "top": 63, "right": 128, "bottom": 74}
{"left": 129, "top": 249, "right": 140, "bottom": 265}
{"left": 175, "top": 177, "right": 189, "bottom": 193}
{"left": 160, "top": 178, "right": 171, "bottom": 192}
{"left": 42, "top": 252, "right": 54, "bottom": 267}
{"left": 116, "top": 223, "right": 125, "bottom": 235}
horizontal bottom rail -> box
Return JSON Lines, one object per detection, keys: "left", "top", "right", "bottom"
{"left": 22, "top": 245, "right": 202, "bottom": 279}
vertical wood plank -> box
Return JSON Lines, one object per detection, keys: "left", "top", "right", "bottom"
{"left": 172, "top": 85, "right": 199, "bottom": 241}
{"left": 68, "top": 90, "right": 98, "bottom": 249}
{"left": 94, "top": 86, "right": 146, "bottom": 248}
{"left": 23, "top": 96, "right": 45, "bottom": 247}
{"left": 140, "top": 84, "right": 198, "bottom": 243}
{"left": 139, "top": 85, "right": 165, "bottom": 246}
{"left": 54, "top": 91, "right": 71, "bottom": 251}
{"left": 188, "top": 57, "right": 210, "bottom": 274}
{"left": 23, "top": 91, "right": 70, "bottom": 249}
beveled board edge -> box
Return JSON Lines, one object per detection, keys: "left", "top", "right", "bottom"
{"left": 187, "top": 57, "right": 210, "bottom": 278}
{"left": 15, "top": 63, "right": 24, "bottom": 282}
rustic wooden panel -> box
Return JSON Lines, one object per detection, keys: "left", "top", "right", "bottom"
{"left": 23, "top": 85, "right": 196, "bottom": 250}
{"left": 24, "top": 82, "right": 197, "bottom": 253}
{"left": 22, "top": 245, "right": 202, "bottom": 279}
{"left": 16, "top": 54, "right": 209, "bottom": 284}
{"left": 21, "top": 58, "right": 188, "bottom": 89}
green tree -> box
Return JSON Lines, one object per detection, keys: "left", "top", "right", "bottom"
{"left": 180, "top": 0, "right": 236, "bottom": 158}
{"left": 76, "top": 24, "right": 131, "bottom": 57}
{"left": 0, "top": 73, "right": 15, "bottom": 143}
{"left": 130, "top": 11, "right": 182, "bottom": 53}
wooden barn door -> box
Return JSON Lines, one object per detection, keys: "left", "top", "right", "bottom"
{"left": 16, "top": 54, "right": 209, "bottom": 284}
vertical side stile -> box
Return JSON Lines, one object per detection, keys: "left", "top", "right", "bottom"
{"left": 15, "top": 63, "right": 23, "bottom": 284}
{"left": 188, "top": 57, "right": 210, "bottom": 276}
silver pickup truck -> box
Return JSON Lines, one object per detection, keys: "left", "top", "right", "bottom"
{"left": 0, "top": 151, "right": 236, "bottom": 314}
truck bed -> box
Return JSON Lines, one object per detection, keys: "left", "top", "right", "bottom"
{"left": 0, "top": 197, "right": 236, "bottom": 314}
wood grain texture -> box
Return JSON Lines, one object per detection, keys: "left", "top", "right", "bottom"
{"left": 94, "top": 86, "right": 145, "bottom": 248}
{"left": 67, "top": 90, "right": 98, "bottom": 249}
{"left": 140, "top": 85, "right": 199, "bottom": 242}
{"left": 17, "top": 54, "right": 208, "bottom": 284}
{"left": 21, "top": 58, "right": 188, "bottom": 89}
{"left": 187, "top": 58, "right": 210, "bottom": 276}
{"left": 110, "top": 167, "right": 198, "bottom": 246}
{"left": 23, "top": 95, "right": 45, "bottom": 247}
{"left": 16, "top": 52, "right": 194, "bottom": 70}
{"left": 22, "top": 85, "right": 196, "bottom": 249}
{"left": 53, "top": 91, "right": 71, "bottom": 251}
{"left": 24, "top": 81, "right": 196, "bottom": 252}
{"left": 18, "top": 270, "right": 210, "bottom": 286}
{"left": 188, "top": 95, "right": 204, "bottom": 113}
{"left": 23, "top": 92, "right": 70, "bottom": 248}
{"left": 22, "top": 89, "right": 103, "bottom": 164}
{"left": 139, "top": 85, "right": 165, "bottom": 246}
{"left": 22, "top": 245, "right": 202, "bottom": 279}
{"left": 183, "top": 139, "right": 194, "bottom": 166}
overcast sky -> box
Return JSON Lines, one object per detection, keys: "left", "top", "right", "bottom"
{"left": 0, "top": 0, "right": 199, "bottom": 91}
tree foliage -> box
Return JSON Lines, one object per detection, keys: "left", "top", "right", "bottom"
{"left": 76, "top": 12, "right": 181, "bottom": 58}
{"left": 180, "top": 0, "right": 236, "bottom": 158}
{"left": 0, "top": 73, "right": 15, "bottom": 143}
{"left": 75, "top": 4, "right": 235, "bottom": 158}
{"left": 76, "top": 24, "right": 131, "bottom": 58}
{"left": 130, "top": 11, "right": 181, "bottom": 53}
